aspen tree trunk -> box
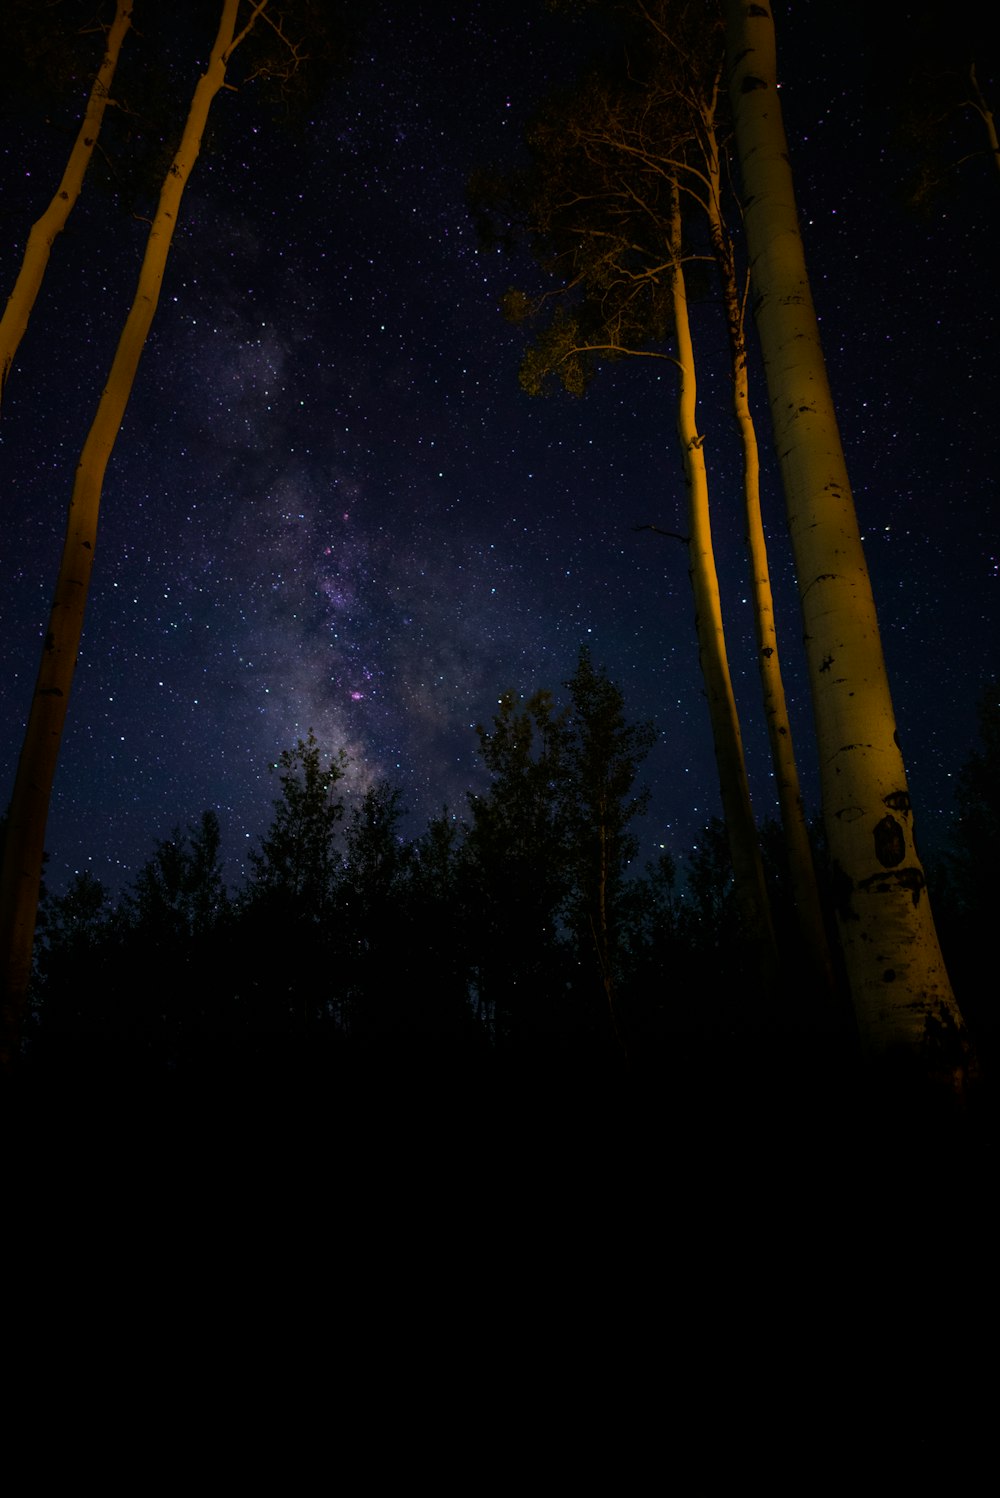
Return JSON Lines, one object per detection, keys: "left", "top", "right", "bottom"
{"left": 667, "top": 178, "right": 777, "bottom": 980}
{"left": 702, "top": 121, "right": 834, "bottom": 1000}
{"left": 724, "top": 1, "right": 973, "bottom": 1092}
{"left": 0, "top": 0, "right": 259, "bottom": 1072}
{"left": 0, "top": 1, "right": 132, "bottom": 408}
{"left": 969, "top": 65, "right": 1000, "bottom": 183}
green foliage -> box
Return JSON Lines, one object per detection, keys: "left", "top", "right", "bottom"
{"left": 560, "top": 646, "right": 655, "bottom": 950}
{"left": 562, "top": 648, "right": 654, "bottom": 860}
{"left": 343, "top": 780, "right": 410, "bottom": 896}
{"left": 462, "top": 653, "right": 656, "bottom": 1052}
{"left": 124, "top": 810, "right": 227, "bottom": 943}
{"left": 478, "top": 3, "right": 731, "bottom": 400}
{"left": 501, "top": 287, "right": 535, "bottom": 325}
{"left": 337, "top": 780, "right": 409, "bottom": 1025}
{"left": 473, "top": 690, "right": 566, "bottom": 823}
{"left": 518, "top": 306, "right": 594, "bottom": 397}
{"left": 26, "top": 667, "right": 673, "bottom": 1073}
{"left": 681, "top": 815, "right": 736, "bottom": 944}
{"left": 560, "top": 648, "right": 656, "bottom": 1048}
{"left": 463, "top": 690, "right": 572, "bottom": 1045}
{"left": 34, "top": 869, "right": 113, "bottom": 988}
{"left": 248, "top": 730, "right": 346, "bottom": 920}
{"left": 33, "top": 812, "right": 232, "bottom": 1054}
{"left": 32, "top": 869, "right": 118, "bottom": 1040}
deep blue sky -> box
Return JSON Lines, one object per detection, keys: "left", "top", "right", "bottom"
{"left": 1, "top": 0, "right": 997, "bottom": 897}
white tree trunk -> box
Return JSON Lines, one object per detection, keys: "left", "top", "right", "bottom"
{"left": 0, "top": 0, "right": 255, "bottom": 1069}
{"left": 0, "top": 1, "right": 133, "bottom": 408}
{"left": 703, "top": 123, "right": 834, "bottom": 999}
{"left": 668, "top": 179, "right": 777, "bottom": 976}
{"left": 725, "top": 1, "right": 973, "bottom": 1089}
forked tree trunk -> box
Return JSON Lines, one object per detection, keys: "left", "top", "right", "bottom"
{"left": 668, "top": 178, "right": 778, "bottom": 980}
{"left": 0, "top": 1, "right": 133, "bottom": 408}
{"left": 702, "top": 120, "right": 834, "bottom": 1000}
{"left": 725, "top": 1, "right": 974, "bottom": 1097}
{"left": 0, "top": 0, "right": 258, "bottom": 1072}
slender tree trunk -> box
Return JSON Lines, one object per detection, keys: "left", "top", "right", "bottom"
{"left": 0, "top": 1, "right": 133, "bottom": 409}
{"left": 702, "top": 122, "right": 835, "bottom": 1000}
{"left": 725, "top": 1, "right": 974, "bottom": 1097}
{"left": 968, "top": 64, "right": 1000, "bottom": 185}
{"left": 667, "top": 177, "right": 778, "bottom": 980}
{"left": 0, "top": 0, "right": 254, "bottom": 1073}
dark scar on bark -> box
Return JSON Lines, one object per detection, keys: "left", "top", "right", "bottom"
{"left": 873, "top": 814, "right": 905, "bottom": 866}
{"left": 858, "top": 866, "right": 925, "bottom": 906}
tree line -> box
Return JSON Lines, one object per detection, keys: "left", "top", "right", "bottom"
{"left": 1, "top": 1, "right": 997, "bottom": 1122}
{"left": 24, "top": 655, "right": 999, "bottom": 1105}
{"left": 29, "top": 649, "right": 676, "bottom": 1081}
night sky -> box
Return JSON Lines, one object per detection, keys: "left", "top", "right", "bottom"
{"left": 1, "top": 0, "right": 997, "bottom": 899}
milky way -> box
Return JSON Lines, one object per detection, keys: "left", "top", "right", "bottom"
{"left": 1, "top": 0, "right": 997, "bottom": 896}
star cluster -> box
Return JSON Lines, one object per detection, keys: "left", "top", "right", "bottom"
{"left": 1, "top": 0, "right": 996, "bottom": 895}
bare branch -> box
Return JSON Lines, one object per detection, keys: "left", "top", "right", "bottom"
{"left": 634, "top": 523, "right": 690, "bottom": 544}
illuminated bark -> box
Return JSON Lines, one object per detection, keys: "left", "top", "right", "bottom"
{"left": 969, "top": 63, "right": 1000, "bottom": 184}
{"left": 492, "top": 63, "right": 780, "bottom": 976}
{"left": 725, "top": 1, "right": 973, "bottom": 1089}
{"left": 666, "top": 178, "right": 777, "bottom": 975}
{"left": 521, "top": 5, "right": 824, "bottom": 985}
{"left": 0, "top": 0, "right": 268, "bottom": 1070}
{"left": 0, "top": 1, "right": 132, "bottom": 409}
{"left": 701, "top": 122, "right": 833, "bottom": 995}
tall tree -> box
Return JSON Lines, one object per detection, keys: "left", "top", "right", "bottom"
{"left": 117, "top": 809, "right": 230, "bottom": 1058}
{"left": 560, "top": 647, "right": 655, "bottom": 1054}
{"left": 535, "top": 0, "right": 830, "bottom": 990}
{"left": 235, "top": 732, "right": 346, "bottom": 1034}
{"left": 463, "top": 690, "right": 572, "bottom": 1050}
{"left": 725, "top": 1, "right": 975, "bottom": 1101}
{"left": 124, "top": 809, "right": 228, "bottom": 944}
{"left": 246, "top": 731, "right": 346, "bottom": 924}
{"left": 488, "top": 57, "right": 778, "bottom": 980}
{"left": 463, "top": 657, "right": 657, "bottom": 1059}
{"left": 660, "top": 0, "right": 833, "bottom": 991}
{"left": 0, "top": 0, "right": 316, "bottom": 1073}
{"left": 337, "top": 780, "right": 413, "bottom": 1039}
{"left": 407, "top": 811, "right": 481, "bottom": 1048}
{"left": 0, "top": 0, "right": 133, "bottom": 409}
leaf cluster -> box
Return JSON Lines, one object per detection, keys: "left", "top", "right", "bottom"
{"left": 29, "top": 650, "right": 846, "bottom": 1075}
{"left": 464, "top": 650, "right": 656, "bottom": 1025}
{"left": 124, "top": 809, "right": 227, "bottom": 942}
{"left": 247, "top": 728, "right": 346, "bottom": 919}
{"left": 482, "top": 3, "right": 728, "bottom": 397}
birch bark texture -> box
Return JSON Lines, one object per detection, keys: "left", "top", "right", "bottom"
{"left": 700, "top": 107, "right": 832, "bottom": 993}
{"left": 666, "top": 176, "right": 777, "bottom": 976}
{"left": 724, "top": 1, "right": 971, "bottom": 1077}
